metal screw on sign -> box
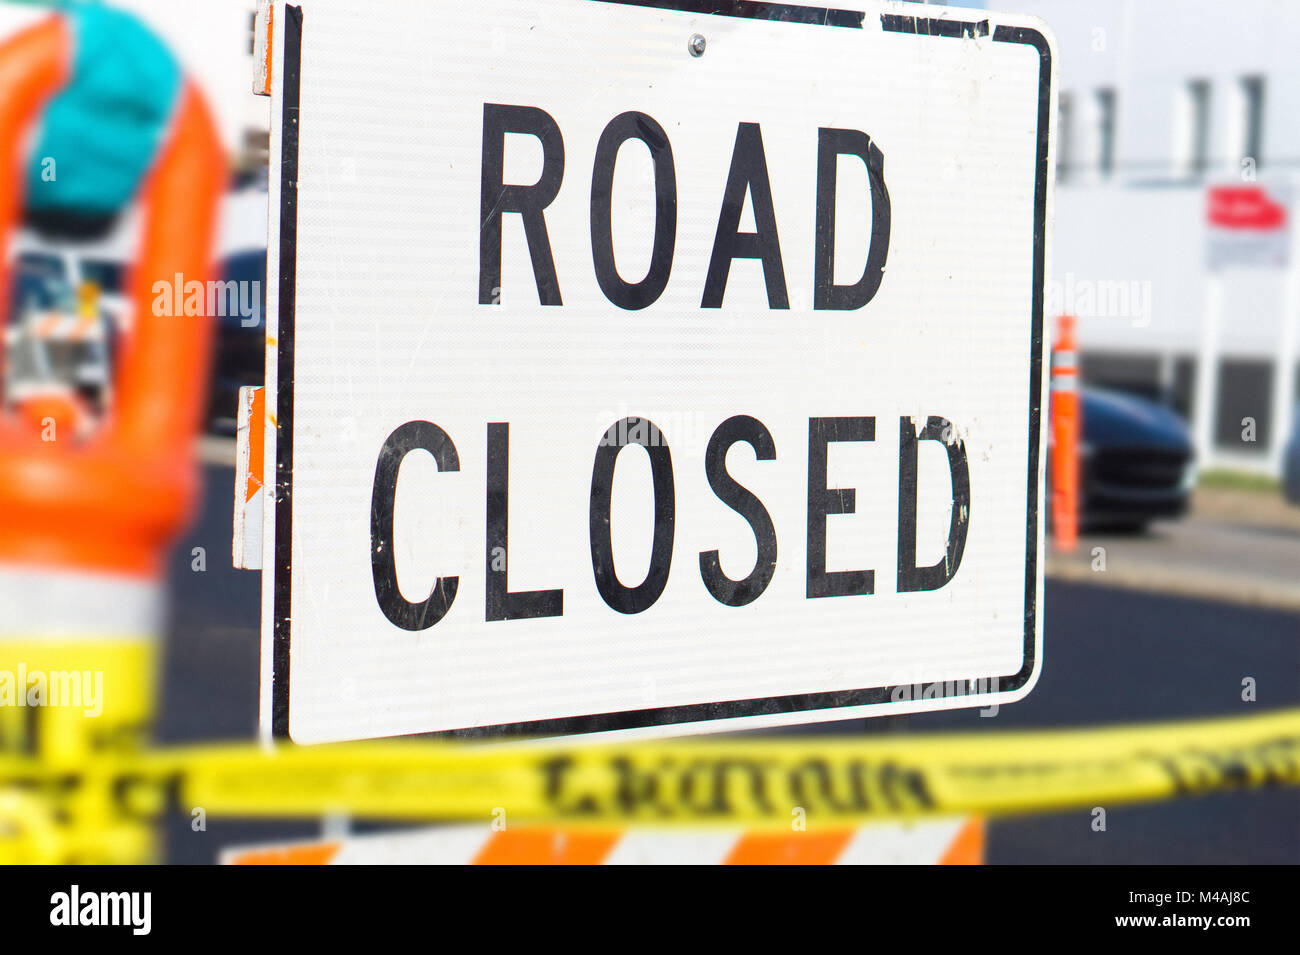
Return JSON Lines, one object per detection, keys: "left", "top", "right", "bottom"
{"left": 688, "top": 33, "right": 706, "bottom": 57}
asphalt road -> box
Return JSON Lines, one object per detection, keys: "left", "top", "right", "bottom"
{"left": 158, "top": 463, "right": 1300, "bottom": 864}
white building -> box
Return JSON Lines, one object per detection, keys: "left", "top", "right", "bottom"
{"left": 996, "top": 0, "right": 1300, "bottom": 474}
{"left": 6, "top": 0, "right": 1295, "bottom": 471}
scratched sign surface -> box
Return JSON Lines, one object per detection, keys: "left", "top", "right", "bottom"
{"left": 263, "top": 0, "right": 1057, "bottom": 743}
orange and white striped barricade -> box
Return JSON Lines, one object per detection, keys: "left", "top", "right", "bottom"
{"left": 223, "top": 819, "right": 985, "bottom": 866}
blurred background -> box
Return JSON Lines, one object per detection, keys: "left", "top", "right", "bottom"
{"left": 2, "top": 0, "right": 1297, "bottom": 864}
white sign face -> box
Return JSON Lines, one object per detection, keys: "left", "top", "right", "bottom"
{"left": 263, "top": 0, "right": 1055, "bottom": 743}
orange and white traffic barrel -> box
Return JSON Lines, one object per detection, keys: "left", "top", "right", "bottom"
{"left": 0, "top": 12, "right": 225, "bottom": 862}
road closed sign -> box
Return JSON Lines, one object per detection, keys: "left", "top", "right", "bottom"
{"left": 262, "top": 0, "right": 1056, "bottom": 743}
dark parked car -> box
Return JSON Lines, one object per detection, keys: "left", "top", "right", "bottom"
{"left": 1049, "top": 386, "right": 1194, "bottom": 531}
{"left": 206, "top": 249, "right": 266, "bottom": 434}
{"left": 1284, "top": 404, "right": 1300, "bottom": 506}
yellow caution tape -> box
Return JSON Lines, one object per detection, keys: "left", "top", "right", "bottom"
{"left": 0, "top": 639, "right": 154, "bottom": 762}
{"left": 0, "top": 638, "right": 159, "bottom": 863}
{"left": 3, "top": 707, "right": 1296, "bottom": 834}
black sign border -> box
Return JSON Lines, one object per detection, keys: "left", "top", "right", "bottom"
{"left": 272, "top": 1, "right": 1050, "bottom": 740}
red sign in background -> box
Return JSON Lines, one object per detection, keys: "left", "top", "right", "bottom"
{"left": 1206, "top": 185, "right": 1287, "bottom": 231}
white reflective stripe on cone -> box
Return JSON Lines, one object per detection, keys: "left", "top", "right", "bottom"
{"left": 1052, "top": 351, "right": 1078, "bottom": 369}
{"left": 0, "top": 565, "right": 163, "bottom": 640}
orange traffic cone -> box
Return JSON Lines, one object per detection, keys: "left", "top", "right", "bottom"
{"left": 1050, "top": 314, "right": 1080, "bottom": 552}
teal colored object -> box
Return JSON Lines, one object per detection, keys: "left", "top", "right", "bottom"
{"left": 23, "top": 2, "right": 183, "bottom": 223}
